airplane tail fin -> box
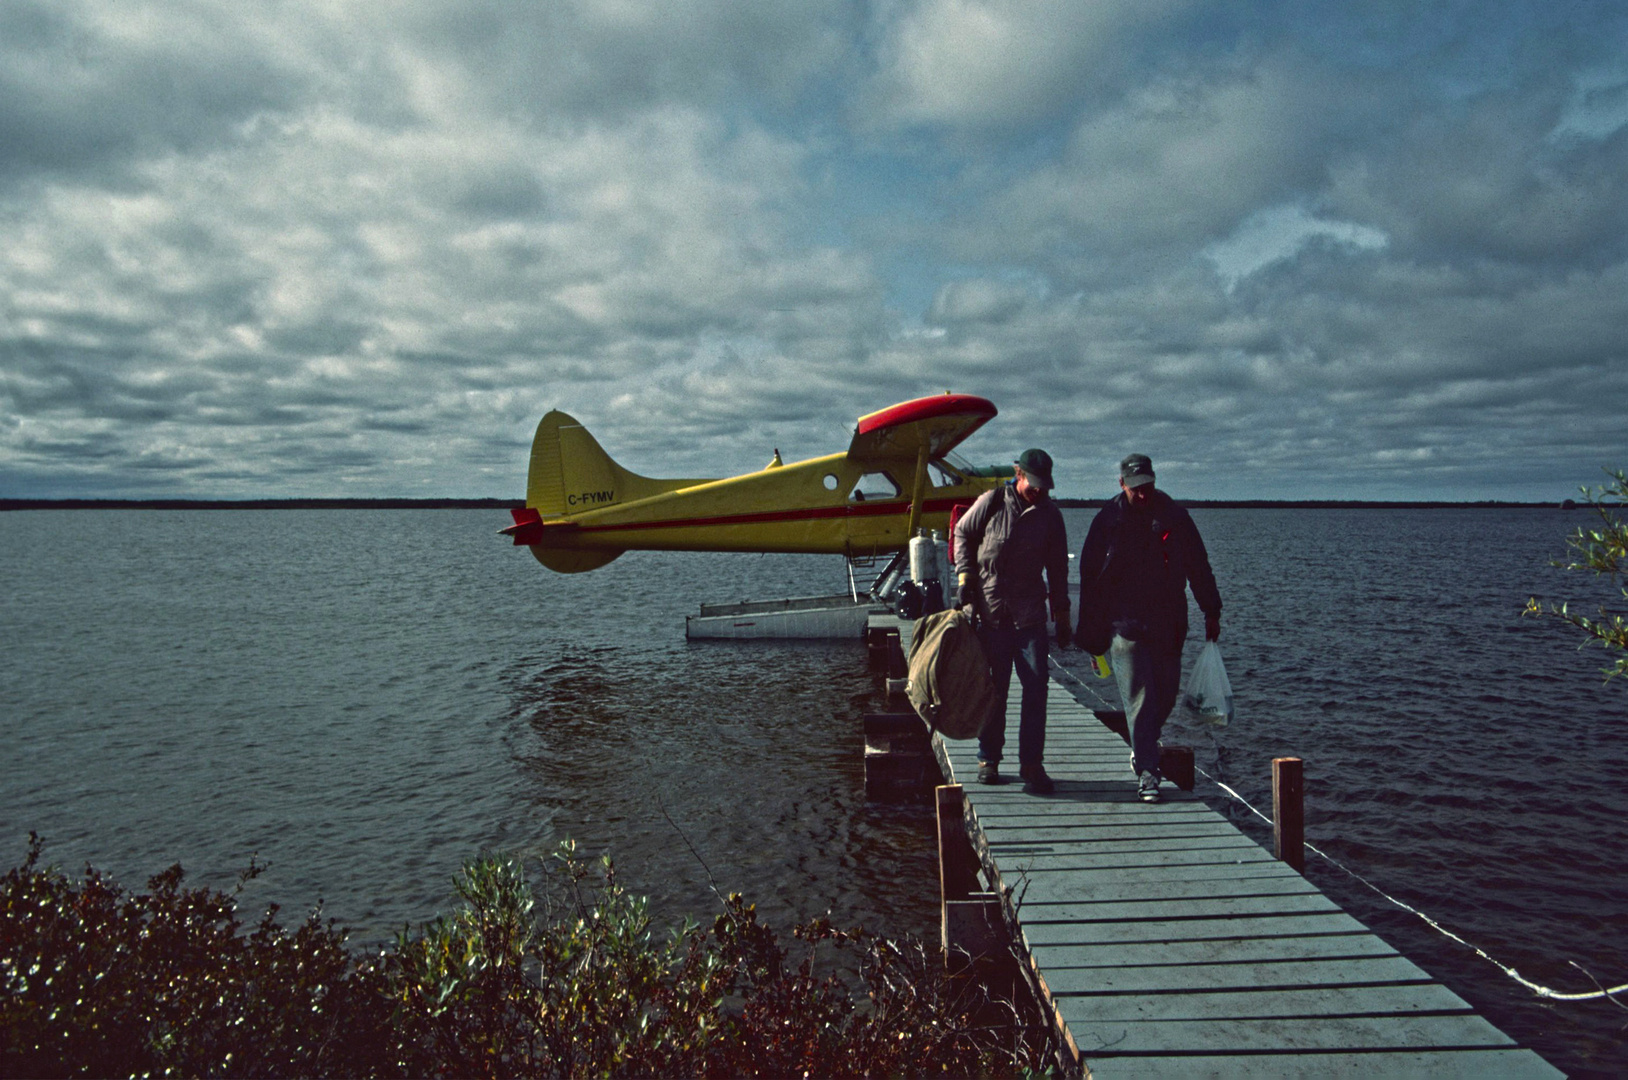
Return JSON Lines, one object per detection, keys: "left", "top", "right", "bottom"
{"left": 518, "top": 410, "right": 716, "bottom": 573}
{"left": 527, "top": 410, "right": 710, "bottom": 518}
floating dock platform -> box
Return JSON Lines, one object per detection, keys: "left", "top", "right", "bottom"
{"left": 685, "top": 593, "right": 885, "bottom": 639}
{"left": 854, "top": 608, "right": 1562, "bottom": 1077}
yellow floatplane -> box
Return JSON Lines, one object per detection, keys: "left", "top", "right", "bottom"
{"left": 502, "top": 393, "right": 1009, "bottom": 574}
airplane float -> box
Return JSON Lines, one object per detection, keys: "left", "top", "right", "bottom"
{"left": 501, "top": 393, "right": 1011, "bottom": 575}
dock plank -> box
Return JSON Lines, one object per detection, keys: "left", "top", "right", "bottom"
{"left": 982, "top": 822, "right": 1251, "bottom": 844}
{"left": 1020, "top": 910, "right": 1375, "bottom": 945}
{"left": 1064, "top": 982, "right": 1475, "bottom": 1021}
{"left": 1029, "top": 933, "right": 1400, "bottom": 968}
{"left": 1066, "top": 1012, "right": 1518, "bottom": 1054}
{"left": 979, "top": 847, "right": 1282, "bottom": 874}
{"left": 1016, "top": 893, "right": 1342, "bottom": 921}
{"left": 1079, "top": 1049, "right": 1560, "bottom": 1080}
{"left": 924, "top": 667, "right": 1561, "bottom": 1078}
{"left": 1038, "top": 954, "right": 1440, "bottom": 997}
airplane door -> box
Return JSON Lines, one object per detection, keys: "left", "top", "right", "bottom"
{"left": 845, "top": 470, "right": 905, "bottom": 555}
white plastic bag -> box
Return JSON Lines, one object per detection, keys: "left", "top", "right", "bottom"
{"left": 1181, "top": 642, "right": 1234, "bottom": 727}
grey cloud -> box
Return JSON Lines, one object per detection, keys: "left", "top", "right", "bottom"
{"left": 0, "top": 3, "right": 300, "bottom": 188}
{"left": 861, "top": 0, "right": 1199, "bottom": 133}
{"left": 975, "top": 56, "right": 1380, "bottom": 271}
{"left": 926, "top": 278, "right": 1034, "bottom": 327}
{"left": 3, "top": 347, "right": 214, "bottom": 422}
{"left": 1236, "top": 256, "right": 1628, "bottom": 389}
{"left": 1556, "top": 75, "right": 1628, "bottom": 140}
{"left": 16, "top": 431, "right": 125, "bottom": 461}
{"left": 259, "top": 322, "right": 374, "bottom": 361}
{"left": 404, "top": 0, "right": 854, "bottom": 120}
{"left": 451, "top": 166, "right": 547, "bottom": 220}
{"left": 1329, "top": 90, "right": 1628, "bottom": 268}
{"left": 2, "top": 1, "right": 1624, "bottom": 503}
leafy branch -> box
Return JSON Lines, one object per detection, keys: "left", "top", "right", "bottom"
{"left": 1526, "top": 467, "right": 1628, "bottom": 682}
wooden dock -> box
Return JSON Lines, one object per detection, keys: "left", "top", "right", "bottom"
{"left": 927, "top": 675, "right": 1561, "bottom": 1078}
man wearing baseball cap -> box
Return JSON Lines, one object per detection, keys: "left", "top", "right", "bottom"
{"left": 1075, "top": 454, "right": 1222, "bottom": 803}
{"left": 952, "top": 448, "right": 1072, "bottom": 795}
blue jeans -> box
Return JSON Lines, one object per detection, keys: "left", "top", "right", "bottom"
{"left": 977, "top": 623, "right": 1049, "bottom": 769}
{"left": 1111, "top": 634, "right": 1182, "bottom": 780}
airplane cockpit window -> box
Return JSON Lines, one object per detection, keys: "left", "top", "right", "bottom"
{"left": 928, "top": 461, "right": 964, "bottom": 488}
{"left": 849, "top": 472, "right": 899, "bottom": 502}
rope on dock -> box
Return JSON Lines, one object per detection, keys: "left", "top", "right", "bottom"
{"left": 1198, "top": 766, "right": 1628, "bottom": 1005}
{"left": 1049, "top": 661, "right": 1628, "bottom": 1006}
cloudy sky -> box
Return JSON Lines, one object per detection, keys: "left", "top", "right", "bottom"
{"left": 3, "top": 1, "right": 1625, "bottom": 502}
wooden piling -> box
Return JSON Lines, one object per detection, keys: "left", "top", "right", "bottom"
{"left": 936, "top": 784, "right": 1002, "bottom": 967}
{"left": 885, "top": 628, "right": 908, "bottom": 697}
{"left": 1273, "top": 756, "right": 1305, "bottom": 872}
{"left": 864, "top": 712, "right": 933, "bottom": 801}
{"left": 936, "top": 784, "right": 979, "bottom": 900}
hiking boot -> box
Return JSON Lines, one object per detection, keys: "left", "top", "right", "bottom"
{"left": 977, "top": 761, "right": 1000, "bottom": 785}
{"left": 1138, "top": 772, "right": 1162, "bottom": 804}
{"left": 1020, "top": 765, "right": 1054, "bottom": 795}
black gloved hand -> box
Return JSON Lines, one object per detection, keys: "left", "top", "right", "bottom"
{"left": 1054, "top": 619, "right": 1073, "bottom": 650}
{"left": 1205, "top": 611, "right": 1221, "bottom": 642}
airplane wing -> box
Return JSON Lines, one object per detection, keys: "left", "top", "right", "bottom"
{"left": 846, "top": 393, "right": 998, "bottom": 463}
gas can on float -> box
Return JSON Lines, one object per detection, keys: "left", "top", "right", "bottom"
{"left": 909, "top": 531, "right": 936, "bottom": 583}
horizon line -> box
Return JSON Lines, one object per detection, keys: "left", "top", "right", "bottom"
{"left": 0, "top": 496, "right": 1595, "bottom": 511}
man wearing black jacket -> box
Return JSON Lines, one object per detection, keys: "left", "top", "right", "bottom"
{"left": 1075, "top": 454, "right": 1222, "bottom": 803}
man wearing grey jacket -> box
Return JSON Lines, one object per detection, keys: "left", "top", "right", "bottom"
{"left": 953, "top": 449, "right": 1072, "bottom": 795}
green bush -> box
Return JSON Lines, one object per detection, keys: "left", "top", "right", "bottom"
{"left": 2, "top": 836, "right": 1055, "bottom": 1078}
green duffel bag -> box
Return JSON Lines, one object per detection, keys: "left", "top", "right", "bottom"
{"left": 906, "top": 608, "right": 994, "bottom": 740}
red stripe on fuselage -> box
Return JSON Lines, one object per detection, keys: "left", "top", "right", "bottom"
{"left": 565, "top": 496, "right": 969, "bottom": 535}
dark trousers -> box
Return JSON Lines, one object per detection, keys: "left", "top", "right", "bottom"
{"left": 977, "top": 622, "right": 1049, "bottom": 768}
{"left": 1110, "top": 633, "right": 1183, "bottom": 779}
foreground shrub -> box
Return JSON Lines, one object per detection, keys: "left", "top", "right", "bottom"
{"left": 0, "top": 833, "right": 389, "bottom": 1077}
{"left": 2, "top": 836, "right": 1054, "bottom": 1077}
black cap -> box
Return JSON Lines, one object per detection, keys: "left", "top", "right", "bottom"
{"left": 1120, "top": 453, "right": 1155, "bottom": 488}
{"left": 1015, "top": 448, "right": 1054, "bottom": 490}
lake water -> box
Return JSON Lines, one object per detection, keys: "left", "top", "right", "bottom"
{"left": 2, "top": 506, "right": 1625, "bottom": 1074}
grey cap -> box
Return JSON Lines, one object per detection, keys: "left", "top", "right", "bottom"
{"left": 1120, "top": 453, "right": 1155, "bottom": 488}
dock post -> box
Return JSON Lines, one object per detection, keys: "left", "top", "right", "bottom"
{"left": 864, "top": 713, "right": 933, "bottom": 801}
{"left": 1273, "top": 756, "right": 1305, "bottom": 872}
{"left": 936, "top": 785, "right": 979, "bottom": 901}
{"left": 937, "top": 784, "right": 1001, "bottom": 968}
{"left": 885, "top": 629, "right": 908, "bottom": 698}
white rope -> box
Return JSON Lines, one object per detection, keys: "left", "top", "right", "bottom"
{"left": 1050, "top": 661, "right": 1628, "bottom": 1006}
{"left": 1195, "top": 764, "right": 1628, "bottom": 1004}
